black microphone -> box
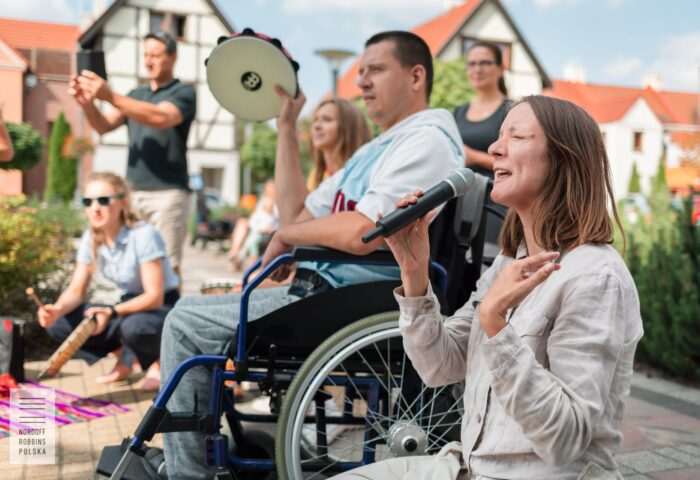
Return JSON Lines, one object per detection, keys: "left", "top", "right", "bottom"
{"left": 362, "top": 168, "right": 475, "bottom": 243}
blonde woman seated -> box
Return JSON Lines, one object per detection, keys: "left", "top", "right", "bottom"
{"left": 306, "top": 97, "right": 371, "bottom": 191}
{"left": 337, "top": 96, "right": 643, "bottom": 479}
{"left": 38, "top": 172, "right": 180, "bottom": 391}
{"left": 228, "top": 98, "right": 370, "bottom": 274}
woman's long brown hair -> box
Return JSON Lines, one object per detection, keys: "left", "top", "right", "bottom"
{"left": 307, "top": 98, "right": 371, "bottom": 191}
{"left": 86, "top": 172, "right": 139, "bottom": 262}
{"left": 499, "top": 95, "right": 624, "bottom": 256}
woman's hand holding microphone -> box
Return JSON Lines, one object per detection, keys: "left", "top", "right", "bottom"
{"left": 382, "top": 190, "right": 437, "bottom": 298}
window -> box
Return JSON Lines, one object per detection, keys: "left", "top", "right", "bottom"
{"left": 633, "top": 131, "right": 644, "bottom": 152}
{"left": 461, "top": 37, "right": 512, "bottom": 69}
{"left": 149, "top": 11, "right": 187, "bottom": 40}
{"left": 149, "top": 12, "right": 164, "bottom": 34}
{"left": 174, "top": 15, "right": 187, "bottom": 40}
{"left": 202, "top": 167, "right": 224, "bottom": 191}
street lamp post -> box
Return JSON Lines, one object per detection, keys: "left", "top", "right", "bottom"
{"left": 314, "top": 48, "right": 355, "bottom": 98}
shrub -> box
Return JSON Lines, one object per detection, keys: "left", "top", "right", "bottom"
{"left": 1, "top": 122, "right": 43, "bottom": 171}
{"left": 0, "top": 196, "right": 82, "bottom": 358}
{"left": 44, "top": 112, "right": 77, "bottom": 202}
{"left": 622, "top": 189, "right": 700, "bottom": 380}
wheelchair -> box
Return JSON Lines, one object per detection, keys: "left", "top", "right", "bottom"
{"left": 97, "top": 177, "right": 501, "bottom": 480}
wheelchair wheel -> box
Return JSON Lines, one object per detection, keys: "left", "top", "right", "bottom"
{"left": 275, "top": 312, "right": 464, "bottom": 479}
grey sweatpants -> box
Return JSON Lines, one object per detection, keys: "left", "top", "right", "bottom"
{"left": 160, "top": 286, "right": 301, "bottom": 480}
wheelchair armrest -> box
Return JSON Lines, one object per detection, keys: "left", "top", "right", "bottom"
{"left": 241, "top": 247, "right": 398, "bottom": 287}
{"left": 291, "top": 245, "right": 397, "bottom": 266}
{"left": 290, "top": 245, "right": 446, "bottom": 294}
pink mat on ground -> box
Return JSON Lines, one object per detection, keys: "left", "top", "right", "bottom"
{"left": 0, "top": 381, "right": 130, "bottom": 438}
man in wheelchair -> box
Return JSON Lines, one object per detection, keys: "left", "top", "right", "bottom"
{"left": 158, "top": 31, "right": 464, "bottom": 479}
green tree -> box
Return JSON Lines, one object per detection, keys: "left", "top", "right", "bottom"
{"left": 628, "top": 162, "right": 641, "bottom": 194}
{"left": 652, "top": 157, "right": 667, "bottom": 194}
{"left": 429, "top": 57, "right": 476, "bottom": 111}
{"left": 240, "top": 123, "right": 277, "bottom": 183}
{"left": 44, "top": 112, "right": 77, "bottom": 202}
{"left": 1, "top": 122, "right": 43, "bottom": 171}
{"left": 621, "top": 189, "right": 700, "bottom": 380}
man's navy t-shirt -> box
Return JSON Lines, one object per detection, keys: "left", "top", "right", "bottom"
{"left": 126, "top": 79, "right": 196, "bottom": 190}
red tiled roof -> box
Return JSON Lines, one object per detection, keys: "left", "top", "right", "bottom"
{"left": 336, "top": 0, "right": 482, "bottom": 99}
{"left": 670, "top": 131, "right": 700, "bottom": 149}
{"left": 546, "top": 80, "right": 700, "bottom": 126}
{"left": 412, "top": 0, "right": 481, "bottom": 54}
{"left": 647, "top": 89, "right": 699, "bottom": 125}
{"left": 0, "top": 37, "right": 24, "bottom": 66}
{"left": 0, "top": 17, "right": 79, "bottom": 62}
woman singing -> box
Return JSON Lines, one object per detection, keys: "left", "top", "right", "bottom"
{"left": 338, "top": 96, "right": 643, "bottom": 479}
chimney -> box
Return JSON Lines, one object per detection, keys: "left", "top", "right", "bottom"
{"left": 563, "top": 64, "right": 586, "bottom": 83}
{"left": 443, "top": 0, "right": 464, "bottom": 9}
{"left": 642, "top": 74, "right": 661, "bottom": 91}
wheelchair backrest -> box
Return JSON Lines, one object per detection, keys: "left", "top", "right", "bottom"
{"left": 428, "top": 174, "right": 494, "bottom": 316}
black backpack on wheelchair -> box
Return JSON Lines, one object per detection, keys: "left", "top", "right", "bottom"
{"left": 98, "top": 176, "right": 500, "bottom": 480}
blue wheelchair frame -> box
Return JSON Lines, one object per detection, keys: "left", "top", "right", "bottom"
{"left": 110, "top": 249, "right": 448, "bottom": 479}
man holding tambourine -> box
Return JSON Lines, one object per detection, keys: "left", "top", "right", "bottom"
{"left": 159, "top": 30, "right": 464, "bottom": 478}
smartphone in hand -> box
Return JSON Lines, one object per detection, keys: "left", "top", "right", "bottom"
{"left": 76, "top": 50, "right": 108, "bottom": 80}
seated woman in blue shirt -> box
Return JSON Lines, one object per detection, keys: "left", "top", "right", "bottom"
{"left": 38, "top": 172, "right": 180, "bottom": 391}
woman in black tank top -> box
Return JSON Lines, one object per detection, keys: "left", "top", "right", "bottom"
{"left": 453, "top": 41, "right": 510, "bottom": 253}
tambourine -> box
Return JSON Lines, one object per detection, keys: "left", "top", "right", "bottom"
{"left": 206, "top": 28, "right": 300, "bottom": 122}
{"left": 38, "top": 315, "right": 96, "bottom": 379}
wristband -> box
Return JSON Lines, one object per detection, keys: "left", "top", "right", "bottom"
{"left": 108, "top": 305, "right": 118, "bottom": 320}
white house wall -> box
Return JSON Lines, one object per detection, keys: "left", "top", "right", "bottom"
{"left": 199, "top": 15, "right": 229, "bottom": 43}
{"left": 104, "top": 7, "right": 139, "bottom": 37}
{"left": 602, "top": 99, "right": 663, "bottom": 199}
{"left": 438, "top": 0, "right": 544, "bottom": 98}
{"left": 172, "top": 43, "right": 198, "bottom": 82}
{"left": 666, "top": 137, "right": 683, "bottom": 168}
{"left": 104, "top": 36, "right": 139, "bottom": 75}
{"left": 189, "top": 149, "right": 240, "bottom": 204}
{"left": 92, "top": 144, "right": 128, "bottom": 176}
{"left": 90, "top": 0, "right": 239, "bottom": 204}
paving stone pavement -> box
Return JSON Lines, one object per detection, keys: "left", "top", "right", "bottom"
{"left": 3, "top": 242, "right": 699, "bottom": 478}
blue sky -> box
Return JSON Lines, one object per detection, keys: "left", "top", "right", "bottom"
{"left": 3, "top": 0, "right": 699, "bottom": 111}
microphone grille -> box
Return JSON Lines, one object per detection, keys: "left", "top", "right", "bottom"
{"left": 447, "top": 168, "right": 475, "bottom": 197}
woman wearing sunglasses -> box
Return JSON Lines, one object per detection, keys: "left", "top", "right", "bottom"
{"left": 37, "top": 172, "right": 180, "bottom": 391}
